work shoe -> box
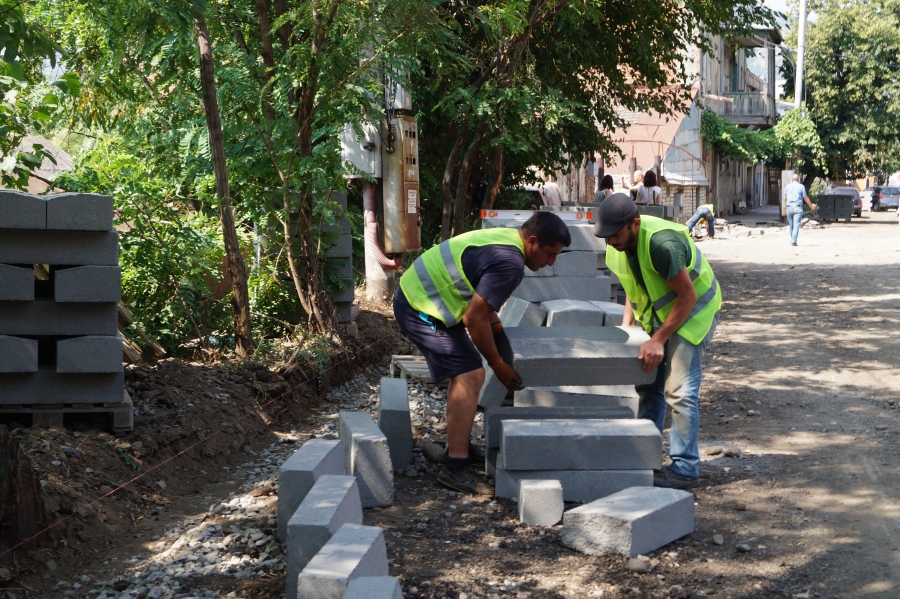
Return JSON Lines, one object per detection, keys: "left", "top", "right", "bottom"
{"left": 653, "top": 467, "right": 700, "bottom": 490}
{"left": 440, "top": 442, "right": 486, "bottom": 463}
{"left": 437, "top": 466, "right": 495, "bottom": 497}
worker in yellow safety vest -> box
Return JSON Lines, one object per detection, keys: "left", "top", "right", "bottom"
{"left": 394, "top": 211, "right": 571, "bottom": 496}
{"left": 685, "top": 203, "right": 716, "bottom": 237}
{"left": 595, "top": 193, "right": 721, "bottom": 489}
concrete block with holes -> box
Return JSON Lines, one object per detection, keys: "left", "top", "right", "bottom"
{"left": 498, "top": 296, "right": 546, "bottom": 327}
{"left": 499, "top": 419, "right": 661, "bottom": 471}
{"left": 562, "top": 486, "right": 695, "bottom": 556}
{"left": 0, "top": 300, "right": 118, "bottom": 336}
{"left": 542, "top": 299, "right": 605, "bottom": 327}
{"left": 0, "top": 229, "right": 120, "bottom": 266}
{"left": 376, "top": 377, "right": 412, "bottom": 470}
{"left": 0, "top": 264, "right": 35, "bottom": 301}
{"left": 342, "top": 577, "right": 403, "bottom": 599}
{"left": 0, "top": 190, "right": 47, "bottom": 229}
{"left": 511, "top": 276, "right": 611, "bottom": 303}
{"left": 278, "top": 439, "right": 347, "bottom": 542}
{"left": 57, "top": 335, "right": 123, "bottom": 373}
{"left": 483, "top": 405, "right": 634, "bottom": 450}
{"left": 54, "top": 266, "right": 121, "bottom": 303}
{"left": 285, "top": 475, "right": 362, "bottom": 599}
{"left": 514, "top": 385, "right": 639, "bottom": 416}
{"left": 552, "top": 251, "right": 601, "bottom": 277}
{"left": 518, "top": 479, "right": 564, "bottom": 526}
{"left": 45, "top": 193, "right": 114, "bottom": 231}
{"left": 507, "top": 326, "right": 655, "bottom": 387}
{"left": 296, "top": 523, "right": 388, "bottom": 599}
{"left": 326, "top": 235, "right": 352, "bottom": 259}
{"left": 589, "top": 301, "right": 626, "bottom": 326}
{"left": 339, "top": 411, "right": 394, "bottom": 507}
{"left": 0, "top": 371, "right": 124, "bottom": 404}
{"left": 0, "top": 335, "right": 38, "bottom": 373}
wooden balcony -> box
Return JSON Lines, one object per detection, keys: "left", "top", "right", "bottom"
{"left": 719, "top": 92, "right": 775, "bottom": 128}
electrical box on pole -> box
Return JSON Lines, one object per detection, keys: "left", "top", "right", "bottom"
{"left": 381, "top": 115, "right": 421, "bottom": 253}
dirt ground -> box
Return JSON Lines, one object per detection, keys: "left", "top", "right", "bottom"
{"left": 2, "top": 209, "right": 899, "bottom": 599}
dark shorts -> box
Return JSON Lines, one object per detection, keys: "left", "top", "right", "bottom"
{"left": 393, "top": 287, "right": 483, "bottom": 382}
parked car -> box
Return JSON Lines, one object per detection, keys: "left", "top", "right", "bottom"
{"left": 879, "top": 186, "right": 900, "bottom": 210}
{"left": 832, "top": 187, "right": 862, "bottom": 217}
{"left": 863, "top": 186, "right": 880, "bottom": 211}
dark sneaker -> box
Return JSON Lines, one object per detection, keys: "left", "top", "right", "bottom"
{"left": 437, "top": 466, "right": 495, "bottom": 496}
{"left": 654, "top": 467, "right": 700, "bottom": 490}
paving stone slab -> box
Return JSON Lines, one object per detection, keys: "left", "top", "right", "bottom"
{"left": 339, "top": 411, "right": 394, "bottom": 507}
{"left": 589, "top": 301, "right": 626, "bottom": 326}
{"left": 562, "top": 486, "right": 695, "bottom": 556}
{"left": 0, "top": 264, "right": 35, "bottom": 301}
{"left": 553, "top": 252, "right": 601, "bottom": 277}
{"left": 507, "top": 326, "right": 655, "bottom": 387}
{"left": 0, "top": 300, "right": 118, "bottom": 336}
{"left": 495, "top": 454, "right": 652, "bottom": 502}
{"left": 57, "top": 335, "right": 123, "bottom": 373}
{"left": 296, "top": 523, "right": 388, "bottom": 599}
{"left": 45, "top": 193, "right": 114, "bottom": 231}
{"left": 377, "top": 377, "right": 412, "bottom": 470}
{"left": 511, "top": 276, "right": 611, "bottom": 303}
{"left": 342, "top": 577, "right": 403, "bottom": 599}
{"left": 0, "top": 370, "right": 124, "bottom": 405}
{"left": 0, "top": 229, "right": 119, "bottom": 266}
{"left": 566, "top": 225, "right": 606, "bottom": 253}
{"left": 0, "top": 335, "right": 38, "bottom": 373}
{"left": 514, "top": 385, "right": 639, "bottom": 416}
{"left": 499, "top": 419, "right": 661, "bottom": 471}
{"left": 498, "top": 296, "right": 546, "bottom": 327}
{"left": 524, "top": 264, "right": 554, "bottom": 277}
{"left": 518, "top": 479, "right": 564, "bottom": 526}
{"left": 542, "top": 299, "right": 605, "bottom": 327}
{"left": 483, "top": 405, "right": 634, "bottom": 449}
{"left": 0, "top": 190, "right": 47, "bottom": 229}
{"left": 55, "top": 266, "right": 121, "bottom": 303}
{"left": 286, "top": 475, "right": 362, "bottom": 599}
{"left": 278, "top": 439, "right": 347, "bottom": 542}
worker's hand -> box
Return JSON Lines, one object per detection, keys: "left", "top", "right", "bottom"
{"left": 638, "top": 338, "right": 665, "bottom": 372}
{"left": 491, "top": 322, "right": 515, "bottom": 366}
{"left": 490, "top": 359, "right": 524, "bottom": 391}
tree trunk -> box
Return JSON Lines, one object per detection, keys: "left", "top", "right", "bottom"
{"left": 482, "top": 141, "right": 505, "bottom": 211}
{"left": 194, "top": 14, "right": 254, "bottom": 357}
{"left": 254, "top": 0, "right": 276, "bottom": 122}
{"left": 451, "top": 122, "right": 489, "bottom": 237}
{"left": 441, "top": 121, "right": 469, "bottom": 241}
{"left": 0, "top": 425, "right": 47, "bottom": 550}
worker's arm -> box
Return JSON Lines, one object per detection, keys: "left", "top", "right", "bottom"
{"left": 638, "top": 268, "right": 697, "bottom": 371}
{"left": 463, "top": 293, "right": 500, "bottom": 367}
{"left": 621, "top": 296, "right": 636, "bottom": 326}
{"left": 804, "top": 195, "right": 816, "bottom": 210}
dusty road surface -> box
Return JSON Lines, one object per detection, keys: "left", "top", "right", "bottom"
{"left": 3, "top": 210, "right": 900, "bottom": 599}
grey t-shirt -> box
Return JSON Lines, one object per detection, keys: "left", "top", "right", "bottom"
{"left": 460, "top": 245, "right": 525, "bottom": 312}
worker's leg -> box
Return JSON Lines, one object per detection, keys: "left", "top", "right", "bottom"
{"left": 685, "top": 210, "right": 702, "bottom": 233}
{"left": 446, "top": 367, "right": 485, "bottom": 458}
{"left": 663, "top": 318, "right": 717, "bottom": 479}
{"left": 707, "top": 214, "right": 715, "bottom": 238}
{"left": 636, "top": 355, "right": 668, "bottom": 434}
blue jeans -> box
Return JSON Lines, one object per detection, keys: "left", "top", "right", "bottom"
{"left": 636, "top": 317, "right": 718, "bottom": 478}
{"left": 787, "top": 206, "right": 803, "bottom": 244}
{"left": 686, "top": 207, "right": 715, "bottom": 237}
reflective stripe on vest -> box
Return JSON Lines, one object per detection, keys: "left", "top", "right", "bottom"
{"left": 605, "top": 215, "right": 721, "bottom": 345}
{"left": 399, "top": 228, "right": 525, "bottom": 326}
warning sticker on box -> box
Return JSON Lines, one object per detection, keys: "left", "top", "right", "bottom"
{"left": 407, "top": 189, "right": 417, "bottom": 213}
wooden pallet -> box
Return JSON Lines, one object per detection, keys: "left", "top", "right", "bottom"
{"left": 0, "top": 391, "right": 134, "bottom": 432}
{"left": 389, "top": 355, "right": 448, "bottom": 387}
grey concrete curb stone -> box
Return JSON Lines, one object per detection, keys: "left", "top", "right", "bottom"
{"left": 57, "top": 335, "right": 124, "bottom": 373}
{"left": 483, "top": 405, "right": 634, "bottom": 449}
{"left": 477, "top": 362, "right": 508, "bottom": 409}
{"left": 518, "top": 479, "right": 564, "bottom": 526}
{"left": 507, "top": 326, "right": 655, "bottom": 387}
{"left": 377, "top": 377, "right": 412, "bottom": 470}
{"left": 342, "top": 576, "right": 403, "bottom": 599}
{"left": 296, "top": 523, "right": 388, "bottom": 599}
{"left": 553, "top": 251, "right": 601, "bottom": 277}
{"left": 0, "top": 300, "right": 118, "bottom": 336}
{"left": 562, "top": 486, "right": 695, "bottom": 556}
{"left": 278, "top": 439, "right": 346, "bottom": 542}
{"left": 286, "top": 475, "right": 362, "bottom": 599}
{"left": 0, "top": 335, "right": 38, "bottom": 373}
{"left": 55, "top": 266, "right": 121, "bottom": 303}
{"left": 0, "top": 264, "right": 35, "bottom": 301}
{"left": 542, "top": 299, "right": 605, "bottom": 327}
{"left": 566, "top": 225, "right": 606, "bottom": 253}
{"left": 524, "top": 264, "right": 554, "bottom": 277}
{"left": 0, "top": 229, "right": 119, "bottom": 266}
{"left": 0, "top": 370, "right": 124, "bottom": 405}
{"left": 0, "top": 190, "right": 47, "bottom": 229}
{"left": 514, "top": 385, "right": 639, "bottom": 416}
{"left": 46, "top": 193, "right": 114, "bottom": 231}
{"left": 500, "top": 419, "right": 661, "bottom": 471}
{"left": 339, "top": 411, "right": 394, "bottom": 507}
{"left": 589, "top": 301, "right": 626, "bottom": 326}
{"left": 498, "top": 296, "right": 547, "bottom": 327}
{"left": 511, "top": 276, "right": 611, "bottom": 303}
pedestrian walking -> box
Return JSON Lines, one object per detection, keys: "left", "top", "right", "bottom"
{"left": 783, "top": 173, "right": 816, "bottom": 246}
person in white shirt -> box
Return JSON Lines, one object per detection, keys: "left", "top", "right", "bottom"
{"left": 636, "top": 170, "right": 662, "bottom": 204}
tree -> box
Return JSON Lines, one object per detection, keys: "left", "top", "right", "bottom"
{"left": 783, "top": 0, "right": 900, "bottom": 182}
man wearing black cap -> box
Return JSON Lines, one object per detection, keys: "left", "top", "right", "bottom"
{"left": 595, "top": 194, "right": 722, "bottom": 489}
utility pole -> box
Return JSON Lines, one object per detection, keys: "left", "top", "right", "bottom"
{"left": 794, "top": 0, "right": 808, "bottom": 109}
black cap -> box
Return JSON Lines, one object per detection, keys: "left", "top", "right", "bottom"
{"left": 593, "top": 193, "right": 637, "bottom": 237}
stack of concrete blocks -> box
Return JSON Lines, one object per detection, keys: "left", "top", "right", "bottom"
{"left": 0, "top": 190, "right": 130, "bottom": 430}
{"left": 338, "top": 411, "right": 394, "bottom": 507}
{"left": 326, "top": 192, "right": 358, "bottom": 326}
{"left": 277, "top": 438, "right": 402, "bottom": 599}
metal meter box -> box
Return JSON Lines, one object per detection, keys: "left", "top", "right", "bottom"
{"left": 381, "top": 115, "right": 421, "bottom": 253}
